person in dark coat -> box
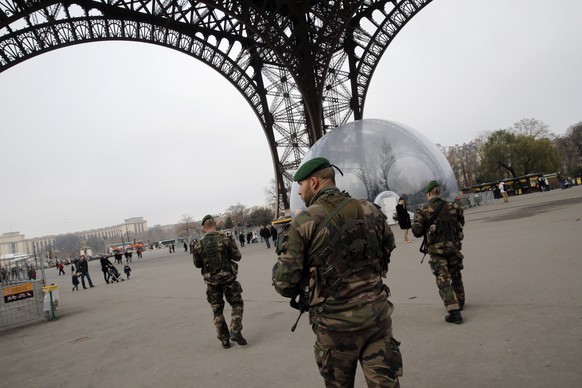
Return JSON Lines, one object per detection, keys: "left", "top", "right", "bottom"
{"left": 100, "top": 255, "right": 112, "bottom": 284}
{"left": 395, "top": 197, "right": 412, "bottom": 243}
{"left": 269, "top": 225, "right": 278, "bottom": 247}
{"left": 77, "top": 255, "right": 94, "bottom": 289}
{"left": 259, "top": 226, "right": 271, "bottom": 248}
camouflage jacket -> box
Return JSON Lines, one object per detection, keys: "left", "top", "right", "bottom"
{"left": 411, "top": 197, "right": 465, "bottom": 255}
{"left": 272, "top": 186, "right": 396, "bottom": 332}
{"left": 193, "top": 232, "right": 241, "bottom": 285}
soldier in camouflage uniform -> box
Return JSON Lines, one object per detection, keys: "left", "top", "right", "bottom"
{"left": 272, "top": 157, "right": 403, "bottom": 388}
{"left": 193, "top": 215, "right": 247, "bottom": 348}
{"left": 411, "top": 180, "right": 465, "bottom": 324}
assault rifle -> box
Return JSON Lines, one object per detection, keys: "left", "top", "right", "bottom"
{"left": 272, "top": 215, "right": 304, "bottom": 331}
{"left": 289, "top": 284, "right": 310, "bottom": 332}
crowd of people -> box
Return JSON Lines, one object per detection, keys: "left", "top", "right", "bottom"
{"left": 65, "top": 251, "right": 136, "bottom": 291}
{"left": 226, "top": 226, "right": 278, "bottom": 249}
{"left": 0, "top": 261, "right": 37, "bottom": 283}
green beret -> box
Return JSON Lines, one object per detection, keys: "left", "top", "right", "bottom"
{"left": 201, "top": 214, "right": 213, "bottom": 225}
{"left": 293, "top": 157, "right": 332, "bottom": 181}
{"left": 423, "top": 180, "right": 439, "bottom": 193}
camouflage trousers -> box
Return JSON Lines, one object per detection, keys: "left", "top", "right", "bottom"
{"left": 428, "top": 253, "right": 465, "bottom": 312}
{"left": 206, "top": 280, "right": 244, "bottom": 342}
{"left": 313, "top": 317, "right": 403, "bottom": 388}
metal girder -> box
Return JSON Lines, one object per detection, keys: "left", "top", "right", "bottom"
{"left": 0, "top": 0, "right": 432, "bottom": 212}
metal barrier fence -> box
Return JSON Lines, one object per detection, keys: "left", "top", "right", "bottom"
{"left": 1, "top": 255, "right": 47, "bottom": 330}
{"left": 459, "top": 191, "right": 495, "bottom": 208}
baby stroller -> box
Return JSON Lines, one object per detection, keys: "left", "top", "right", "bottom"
{"left": 107, "top": 264, "right": 123, "bottom": 283}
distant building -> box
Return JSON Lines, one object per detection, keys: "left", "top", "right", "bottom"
{"left": 0, "top": 217, "right": 148, "bottom": 258}
{"left": 0, "top": 232, "right": 28, "bottom": 257}
{"left": 438, "top": 140, "right": 483, "bottom": 189}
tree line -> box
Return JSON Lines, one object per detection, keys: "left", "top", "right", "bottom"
{"left": 175, "top": 204, "right": 276, "bottom": 239}
{"left": 447, "top": 118, "right": 582, "bottom": 186}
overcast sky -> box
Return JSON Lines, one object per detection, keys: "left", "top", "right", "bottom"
{"left": 1, "top": 0, "right": 581, "bottom": 238}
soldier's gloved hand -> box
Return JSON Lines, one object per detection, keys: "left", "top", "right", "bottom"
{"left": 289, "top": 292, "right": 303, "bottom": 310}
{"left": 290, "top": 293, "right": 309, "bottom": 312}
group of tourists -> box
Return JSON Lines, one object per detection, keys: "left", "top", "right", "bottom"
{"left": 233, "top": 226, "right": 277, "bottom": 248}
{"left": 68, "top": 253, "right": 134, "bottom": 291}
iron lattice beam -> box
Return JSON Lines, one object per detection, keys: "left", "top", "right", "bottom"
{"left": 0, "top": 0, "right": 432, "bottom": 212}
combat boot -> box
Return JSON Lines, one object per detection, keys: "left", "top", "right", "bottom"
{"left": 445, "top": 310, "right": 463, "bottom": 324}
{"left": 230, "top": 332, "right": 247, "bottom": 346}
{"left": 221, "top": 340, "right": 231, "bottom": 349}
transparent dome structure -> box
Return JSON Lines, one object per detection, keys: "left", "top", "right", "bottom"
{"left": 290, "top": 119, "right": 458, "bottom": 217}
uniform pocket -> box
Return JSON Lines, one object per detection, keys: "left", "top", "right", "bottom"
{"left": 385, "top": 336, "right": 403, "bottom": 378}
{"left": 314, "top": 342, "right": 332, "bottom": 380}
{"left": 229, "top": 280, "right": 243, "bottom": 294}
{"left": 426, "top": 224, "right": 437, "bottom": 244}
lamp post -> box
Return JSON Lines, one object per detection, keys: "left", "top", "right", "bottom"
{"left": 34, "top": 243, "right": 46, "bottom": 285}
{"left": 124, "top": 219, "right": 130, "bottom": 250}
{"left": 121, "top": 225, "right": 125, "bottom": 252}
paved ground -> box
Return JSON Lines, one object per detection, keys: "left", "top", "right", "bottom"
{"left": 1, "top": 186, "right": 581, "bottom": 387}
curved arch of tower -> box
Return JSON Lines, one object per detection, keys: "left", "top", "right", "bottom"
{"left": 0, "top": 0, "right": 432, "bottom": 211}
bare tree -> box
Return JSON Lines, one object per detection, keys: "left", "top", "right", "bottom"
{"left": 264, "top": 179, "right": 278, "bottom": 210}
{"left": 175, "top": 214, "right": 199, "bottom": 241}
{"left": 554, "top": 122, "right": 582, "bottom": 176}
{"left": 54, "top": 234, "right": 81, "bottom": 258}
{"left": 445, "top": 141, "right": 481, "bottom": 188}
{"left": 511, "top": 118, "right": 551, "bottom": 139}
{"left": 265, "top": 179, "right": 291, "bottom": 212}
{"left": 86, "top": 235, "right": 106, "bottom": 254}
{"left": 147, "top": 225, "right": 165, "bottom": 244}
{"left": 226, "top": 203, "right": 247, "bottom": 227}
{"left": 567, "top": 121, "right": 582, "bottom": 158}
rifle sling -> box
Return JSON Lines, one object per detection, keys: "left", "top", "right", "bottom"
{"left": 314, "top": 196, "right": 352, "bottom": 237}
{"left": 421, "top": 200, "right": 447, "bottom": 262}
{"left": 427, "top": 200, "right": 447, "bottom": 228}
{"left": 290, "top": 196, "right": 355, "bottom": 332}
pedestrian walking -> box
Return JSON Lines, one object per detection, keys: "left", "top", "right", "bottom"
{"left": 499, "top": 181, "right": 509, "bottom": 203}
{"left": 71, "top": 272, "right": 79, "bottom": 291}
{"left": 269, "top": 225, "right": 278, "bottom": 247}
{"left": 77, "top": 255, "right": 94, "bottom": 289}
{"left": 259, "top": 225, "right": 271, "bottom": 248}
{"left": 57, "top": 261, "right": 65, "bottom": 276}
{"left": 100, "top": 255, "right": 112, "bottom": 284}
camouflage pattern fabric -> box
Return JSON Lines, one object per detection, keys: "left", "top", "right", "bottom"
{"left": 273, "top": 186, "right": 401, "bottom": 386}
{"left": 193, "top": 232, "right": 241, "bottom": 282}
{"left": 273, "top": 187, "right": 396, "bottom": 331}
{"left": 207, "top": 280, "right": 244, "bottom": 342}
{"left": 412, "top": 197, "right": 466, "bottom": 311}
{"left": 411, "top": 197, "right": 464, "bottom": 256}
{"left": 428, "top": 253, "right": 465, "bottom": 311}
{"left": 193, "top": 232, "right": 244, "bottom": 342}
{"left": 314, "top": 315, "right": 402, "bottom": 388}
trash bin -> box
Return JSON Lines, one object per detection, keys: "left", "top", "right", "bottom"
{"left": 42, "top": 284, "right": 59, "bottom": 321}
